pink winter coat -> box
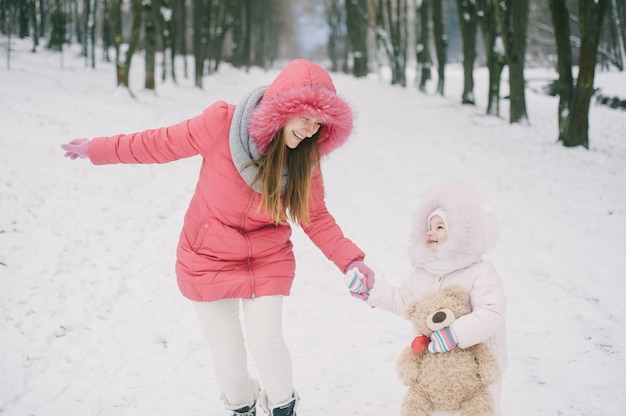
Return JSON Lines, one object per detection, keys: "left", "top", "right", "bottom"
{"left": 367, "top": 181, "right": 507, "bottom": 369}
{"left": 87, "top": 59, "right": 365, "bottom": 301}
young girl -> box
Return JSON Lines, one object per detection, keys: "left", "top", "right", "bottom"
{"left": 346, "top": 180, "right": 506, "bottom": 415}
{"left": 62, "top": 59, "right": 375, "bottom": 416}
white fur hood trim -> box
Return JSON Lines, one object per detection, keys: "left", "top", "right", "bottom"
{"left": 410, "top": 180, "right": 499, "bottom": 273}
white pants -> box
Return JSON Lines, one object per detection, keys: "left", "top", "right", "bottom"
{"left": 193, "top": 296, "right": 293, "bottom": 409}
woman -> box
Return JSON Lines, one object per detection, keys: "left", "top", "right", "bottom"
{"left": 61, "top": 59, "right": 375, "bottom": 416}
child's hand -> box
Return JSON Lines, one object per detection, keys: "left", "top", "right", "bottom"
{"left": 344, "top": 260, "right": 375, "bottom": 301}
{"left": 344, "top": 267, "right": 369, "bottom": 295}
{"left": 428, "top": 327, "right": 458, "bottom": 353}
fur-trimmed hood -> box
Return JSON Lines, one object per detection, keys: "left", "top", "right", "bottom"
{"left": 248, "top": 59, "right": 354, "bottom": 156}
{"left": 410, "top": 181, "right": 499, "bottom": 273}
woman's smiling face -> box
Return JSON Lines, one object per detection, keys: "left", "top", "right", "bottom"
{"left": 283, "top": 117, "right": 322, "bottom": 149}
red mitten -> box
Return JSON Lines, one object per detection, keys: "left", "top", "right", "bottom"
{"left": 411, "top": 335, "right": 430, "bottom": 354}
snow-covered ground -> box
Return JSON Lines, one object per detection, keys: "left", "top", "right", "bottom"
{"left": 1, "top": 39, "right": 625, "bottom": 415}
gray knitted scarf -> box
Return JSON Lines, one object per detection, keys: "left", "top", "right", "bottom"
{"left": 229, "top": 86, "right": 287, "bottom": 194}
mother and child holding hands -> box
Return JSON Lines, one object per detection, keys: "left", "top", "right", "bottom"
{"left": 61, "top": 59, "right": 507, "bottom": 415}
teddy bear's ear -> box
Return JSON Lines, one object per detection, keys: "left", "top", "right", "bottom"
{"left": 443, "top": 285, "right": 471, "bottom": 314}
{"left": 403, "top": 301, "right": 420, "bottom": 321}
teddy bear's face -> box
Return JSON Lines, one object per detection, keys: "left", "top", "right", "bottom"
{"left": 404, "top": 285, "right": 471, "bottom": 336}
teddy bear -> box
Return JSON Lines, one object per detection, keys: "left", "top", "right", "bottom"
{"left": 396, "top": 285, "right": 500, "bottom": 416}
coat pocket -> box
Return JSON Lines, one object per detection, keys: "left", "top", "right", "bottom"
{"left": 191, "top": 221, "right": 213, "bottom": 252}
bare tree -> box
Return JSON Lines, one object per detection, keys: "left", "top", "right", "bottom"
{"left": 372, "top": 0, "right": 407, "bottom": 86}
{"left": 346, "top": 0, "right": 368, "bottom": 76}
{"left": 29, "top": 0, "right": 40, "bottom": 51}
{"left": 432, "top": 0, "right": 446, "bottom": 95}
{"left": 415, "top": 0, "right": 432, "bottom": 92}
{"left": 206, "top": 0, "right": 237, "bottom": 74}
{"left": 612, "top": 0, "right": 626, "bottom": 69}
{"left": 476, "top": 0, "right": 505, "bottom": 116}
{"left": 231, "top": 0, "right": 252, "bottom": 70}
{"left": 561, "top": 0, "right": 609, "bottom": 148}
{"left": 599, "top": 0, "right": 624, "bottom": 70}
{"left": 549, "top": 0, "right": 573, "bottom": 138}
{"left": 79, "top": 0, "right": 96, "bottom": 68}
{"left": 493, "top": 0, "right": 529, "bottom": 124}
{"left": 144, "top": 0, "right": 156, "bottom": 90}
{"left": 47, "top": 0, "right": 66, "bottom": 51}
{"left": 159, "top": 0, "right": 177, "bottom": 82}
{"left": 101, "top": 0, "right": 113, "bottom": 62}
{"left": 111, "top": 0, "right": 141, "bottom": 93}
{"left": 326, "top": 0, "right": 347, "bottom": 73}
{"left": 250, "top": 0, "right": 270, "bottom": 67}
{"left": 456, "top": 0, "right": 477, "bottom": 104}
{"left": 249, "top": 0, "right": 288, "bottom": 68}
{"left": 192, "top": 0, "right": 208, "bottom": 88}
{"left": 172, "top": 0, "right": 188, "bottom": 78}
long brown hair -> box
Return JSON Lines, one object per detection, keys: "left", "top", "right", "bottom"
{"left": 253, "top": 129, "right": 322, "bottom": 225}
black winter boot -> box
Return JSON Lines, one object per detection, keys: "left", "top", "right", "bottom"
{"left": 259, "top": 390, "right": 299, "bottom": 416}
{"left": 224, "top": 379, "right": 260, "bottom": 416}
{"left": 232, "top": 404, "right": 256, "bottom": 416}
{"left": 268, "top": 399, "right": 296, "bottom": 416}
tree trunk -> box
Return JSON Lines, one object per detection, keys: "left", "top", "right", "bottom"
{"left": 144, "top": 0, "right": 156, "bottom": 90}
{"left": 614, "top": 0, "right": 626, "bottom": 70}
{"left": 476, "top": 0, "right": 504, "bottom": 116}
{"left": 231, "top": 0, "right": 250, "bottom": 69}
{"left": 415, "top": 0, "right": 431, "bottom": 92}
{"left": 112, "top": 0, "right": 125, "bottom": 85}
{"left": 39, "top": 0, "right": 47, "bottom": 36}
{"left": 388, "top": 0, "right": 407, "bottom": 87}
{"left": 193, "top": 0, "right": 208, "bottom": 88}
{"left": 207, "top": 0, "right": 233, "bottom": 74}
{"left": 81, "top": 0, "right": 90, "bottom": 59}
{"left": 432, "top": 0, "right": 446, "bottom": 95}
{"left": 549, "top": 0, "right": 573, "bottom": 140}
{"left": 30, "top": 0, "right": 39, "bottom": 51}
{"left": 101, "top": 0, "right": 112, "bottom": 62}
{"left": 88, "top": 0, "right": 95, "bottom": 68}
{"left": 494, "top": 0, "right": 529, "bottom": 124}
{"left": 158, "top": 0, "right": 176, "bottom": 82}
{"left": 563, "top": 0, "right": 608, "bottom": 148}
{"left": 47, "top": 0, "right": 66, "bottom": 51}
{"left": 456, "top": 0, "right": 477, "bottom": 104}
{"left": 173, "top": 0, "right": 187, "bottom": 79}
{"left": 18, "top": 0, "right": 29, "bottom": 38}
{"left": 122, "top": 0, "right": 142, "bottom": 92}
{"left": 346, "top": 0, "right": 369, "bottom": 77}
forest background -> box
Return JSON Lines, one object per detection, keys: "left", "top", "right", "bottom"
{"left": 2, "top": 0, "right": 625, "bottom": 149}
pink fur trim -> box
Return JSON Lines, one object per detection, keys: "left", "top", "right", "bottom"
{"left": 248, "top": 82, "right": 353, "bottom": 156}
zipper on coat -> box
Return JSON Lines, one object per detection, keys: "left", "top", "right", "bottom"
{"left": 240, "top": 194, "right": 256, "bottom": 298}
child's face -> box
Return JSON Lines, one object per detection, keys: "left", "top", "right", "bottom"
{"left": 426, "top": 215, "right": 448, "bottom": 249}
{"left": 283, "top": 116, "right": 322, "bottom": 149}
